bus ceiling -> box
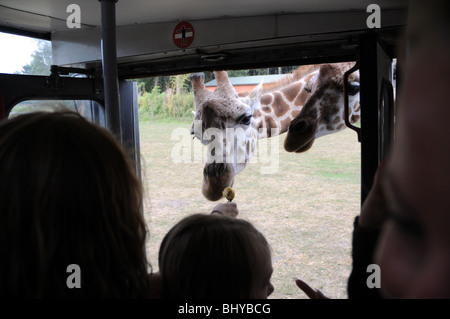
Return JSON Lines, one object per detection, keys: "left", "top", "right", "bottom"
{"left": 0, "top": 0, "right": 408, "bottom": 78}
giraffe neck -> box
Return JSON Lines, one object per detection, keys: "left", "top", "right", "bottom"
{"left": 253, "top": 72, "right": 317, "bottom": 139}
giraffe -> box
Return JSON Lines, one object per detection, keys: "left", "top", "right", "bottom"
{"left": 189, "top": 63, "right": 360, "bottom": 201}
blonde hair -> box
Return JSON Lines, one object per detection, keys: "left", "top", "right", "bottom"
{"left": 0, "top": 112, "right": 150, "bottom": 297}
{"left": 158, "top": 214, "right": 270, "bottom": 299}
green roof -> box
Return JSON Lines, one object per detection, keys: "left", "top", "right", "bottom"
{"left": 205, "top": 74, "right": 286, "bottom": 87}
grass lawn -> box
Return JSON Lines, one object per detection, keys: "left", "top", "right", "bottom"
{"left": 139, "top": 119, "right": 361, "bottom": 299}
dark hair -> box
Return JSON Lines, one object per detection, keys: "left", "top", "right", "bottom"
{"left": 0, "top": 112, "right": 150, "bottom": 298}
{"left": 158, "top": 214, "right": 270, "bottom": 299}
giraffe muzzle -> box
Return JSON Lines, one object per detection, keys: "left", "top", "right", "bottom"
{"left": 203, "top": 162, "right": 226, "bottom": 178}
{"left": 284, "top": 120, "right": 317, "bottom": 153}
{"left": 202, "top": 162, "right": 234, "bottom": 201}
{"left": 288, "top": 119, "right": 309, "bottom": 134}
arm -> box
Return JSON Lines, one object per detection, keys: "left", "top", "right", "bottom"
{"left": 347, "top": 216, "right": 382, "bottom": 298}
{"left": 347, "top": 163, "right": 387, "bottom": 299}
{"left": 210, "top": 201, "right": 239, "bottom": 218}
{"left": 296, "top": 164, "right": 387, "bottom": 299}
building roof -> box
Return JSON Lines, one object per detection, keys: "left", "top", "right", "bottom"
{"left": 205, "top": 74, "right": 287, "bottom": 87}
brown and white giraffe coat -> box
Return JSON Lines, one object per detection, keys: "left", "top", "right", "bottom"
{"left": 255, "top": 67, "right": 319, "bottom": 139}
{"left": 190, "top": 63, "right": 360, "bottom": 201}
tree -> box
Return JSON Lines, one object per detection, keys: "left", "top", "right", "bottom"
{"left": 19, "top": 41, "right": 52, "bottom": 75}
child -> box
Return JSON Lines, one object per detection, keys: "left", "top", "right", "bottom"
{"left": 158, "top": 213, "right": 274, "bottom": 299}
{"left": 0, "top": 112, "right": 150, "bottom": 298}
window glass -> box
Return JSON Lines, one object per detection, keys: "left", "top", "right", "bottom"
{"left": 9, "top": 100, "right": 105, "bottom": 127}
{"left": 0, "top": 32, "right": 51, "bottom": 76}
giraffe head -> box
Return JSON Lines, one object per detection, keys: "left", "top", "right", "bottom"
{"left": 283, "top": 63, "right": 360, "bottom": 153}
{"left": 189, "top": 71, "right": 263, "bottom": 201}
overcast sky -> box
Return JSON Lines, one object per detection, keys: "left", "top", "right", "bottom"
{"left": 0, "top": 32, "right": 41, "bottom": 74}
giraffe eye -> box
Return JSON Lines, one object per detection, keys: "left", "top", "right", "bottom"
{"left": 240, "top": 114, "right": 252, "bottom": 125}
{"left": 348, "top": 82, "right": 360, "bottom": 96}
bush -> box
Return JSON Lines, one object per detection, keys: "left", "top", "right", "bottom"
{"left": 138, "top": 85, "right": 195, "bottom": 121}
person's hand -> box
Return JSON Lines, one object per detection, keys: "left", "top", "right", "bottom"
{"left": 359, "top": 161, "right": 388, "bottom": 229}
{"left": 294, "top": 278, "right": 329, "bottom": 299}
{"left": 211, "top": 202, "right": 239, "bottom": 218}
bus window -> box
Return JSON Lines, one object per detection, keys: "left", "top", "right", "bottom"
{"left": 9, "top": 99, "right": 105, "bottom": 127}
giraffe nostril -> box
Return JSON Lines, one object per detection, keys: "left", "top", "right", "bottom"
{"left": 204, "top": 162, "right": 226, "bottom": 178}
{"left": 289, "top": 119, "right": 309, "bottom": 134}
{"left": 217, "top": 162, "right": 225, "bottom": 174}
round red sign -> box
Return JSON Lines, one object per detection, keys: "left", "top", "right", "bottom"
{"left": 173, "top": 21, "right": 195, "bottom": 49}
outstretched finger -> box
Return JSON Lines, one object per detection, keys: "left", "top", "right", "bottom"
{"left": 294, "top": 278, "right": 317, "bottom": 299}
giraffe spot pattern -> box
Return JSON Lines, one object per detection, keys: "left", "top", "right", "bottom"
{"left": 260, "top": 94, "right": 273, "bottom": 106}
{"left": 272, "top": 92, "right": 290, "bottom": 117}
{"left": 265, "top": 116, "right": 277, "bottom": 137}
{"left": 351, "top": 114, "right": 360, "bottom": 123}
{"left": 291, "top": 110, "right": 301, "bottom": 119}
{"left": 319, "top": 96, "right": 339, "bottom": 124}
{"left": 294, "top": 89, "right": 310, "bottom": 107}
{"left": 282, "top": 82, "right": 302, "bottom": 102}
{"left": 280, "top": 117, "right": 291, "bottom": 133}
{"left": 253, "top": 110, "right": 262, "bottom": 118}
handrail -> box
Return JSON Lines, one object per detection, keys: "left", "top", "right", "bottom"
{"left": 343, "top": 60, "right": 361, "bottom": 142}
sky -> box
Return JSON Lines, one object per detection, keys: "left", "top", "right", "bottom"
{"left": 0, "top": 32, "right": 41, "bottom": 74}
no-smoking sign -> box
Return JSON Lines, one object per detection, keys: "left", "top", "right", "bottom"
{"left": 173, "top": 21, "right": 195, "bottom": 49}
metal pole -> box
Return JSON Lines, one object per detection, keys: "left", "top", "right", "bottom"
{"left": 359, "top": 32, "right": 379, "bottom": 206}
{"left": 100, "top": 0, "right": 122, "bottom": 140}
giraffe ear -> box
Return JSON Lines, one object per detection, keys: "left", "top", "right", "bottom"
{"left": 241, "top": 80, "right": 263, "bottom": 111}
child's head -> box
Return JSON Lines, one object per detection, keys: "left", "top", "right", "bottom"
{"left": 158, "top": 214, "right": 274, "bottom": 299}
{"left": 0, "top": 112, "right": 149, "bottom": 298}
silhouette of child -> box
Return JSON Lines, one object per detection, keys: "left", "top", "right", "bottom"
{"left": 158, "top": 213, "right": 274, "bottom": 299}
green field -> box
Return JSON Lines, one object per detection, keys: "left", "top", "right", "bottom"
{"left": 140, "top": 119, "right": 361, "bottom": 299}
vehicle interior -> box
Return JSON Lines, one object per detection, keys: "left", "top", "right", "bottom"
{"left": 0, "top": 0, "right": 409, "bottom": 299}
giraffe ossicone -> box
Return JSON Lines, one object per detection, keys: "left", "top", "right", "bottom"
{"left": 189, "top": 64, "right": 360, "bottom": 201}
